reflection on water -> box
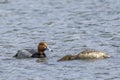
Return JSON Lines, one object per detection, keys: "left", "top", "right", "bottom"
{"left": 0, "top": 0, "right": 120, "bottom": 80}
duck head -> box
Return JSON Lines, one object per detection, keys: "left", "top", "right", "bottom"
{"left": 38, "top": 42, "right": 53, "bottom": 55}
{"left": 58, "top": 55, "right": 76, "bottom": 61}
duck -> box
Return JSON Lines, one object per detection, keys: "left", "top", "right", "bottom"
{"left": 58, "top": 49, "right": 110, "bottom": 61}
{"left": 14, "top": 42, "right": 53, "bottom": 59}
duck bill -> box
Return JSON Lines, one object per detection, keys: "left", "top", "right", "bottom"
{"left": 46, "top": 47, "right": 53, "bottom": 52}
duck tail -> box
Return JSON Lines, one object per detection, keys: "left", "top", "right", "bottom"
{"left": 13, "top": 54, "right": 18, "bottom": 57}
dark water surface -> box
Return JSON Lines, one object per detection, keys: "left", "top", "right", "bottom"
{"left": 0, "top": 0, "right": 120, "bottom": 80}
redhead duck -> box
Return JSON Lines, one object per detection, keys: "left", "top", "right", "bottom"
{"left": 58, "top": 50, "right": 110, "bottom": 61}
{"left": 14, "top": 42, "right": 53, "bottom": 58}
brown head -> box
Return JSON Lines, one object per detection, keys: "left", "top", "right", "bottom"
{"left": 38, "top": 42, "right": 48, "bottom": 54}
{"left": 58, "top": 55, "right": 76, "bottom": 61}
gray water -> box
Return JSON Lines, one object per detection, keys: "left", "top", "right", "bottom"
{"left": 0, "top": 0, "right": 120, "bottom": 80}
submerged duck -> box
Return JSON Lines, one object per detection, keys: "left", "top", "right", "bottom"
{"left": 58, "top": 50, "right": 110, "bottom": 61}
{"left": 14, "top": 42, "right": 52, "bottom": 58}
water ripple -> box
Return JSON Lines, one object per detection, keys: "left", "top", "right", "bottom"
{"left": 0, "top": 0, "right": 120, "bottom": 80}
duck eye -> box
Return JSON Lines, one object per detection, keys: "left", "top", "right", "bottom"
{"left": 45, "top": 47, "right": 47, "bottom": 50}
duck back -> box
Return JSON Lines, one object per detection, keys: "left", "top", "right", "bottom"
{"left": 14, "top": 49, "right": 37, "bottom": 58}
{"left": 76, "top": 50, "right": 110, "bottom": 59}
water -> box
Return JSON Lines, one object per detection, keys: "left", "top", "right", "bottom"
{"left": 0, "top": 0, "right": 120, "bottom": 80}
